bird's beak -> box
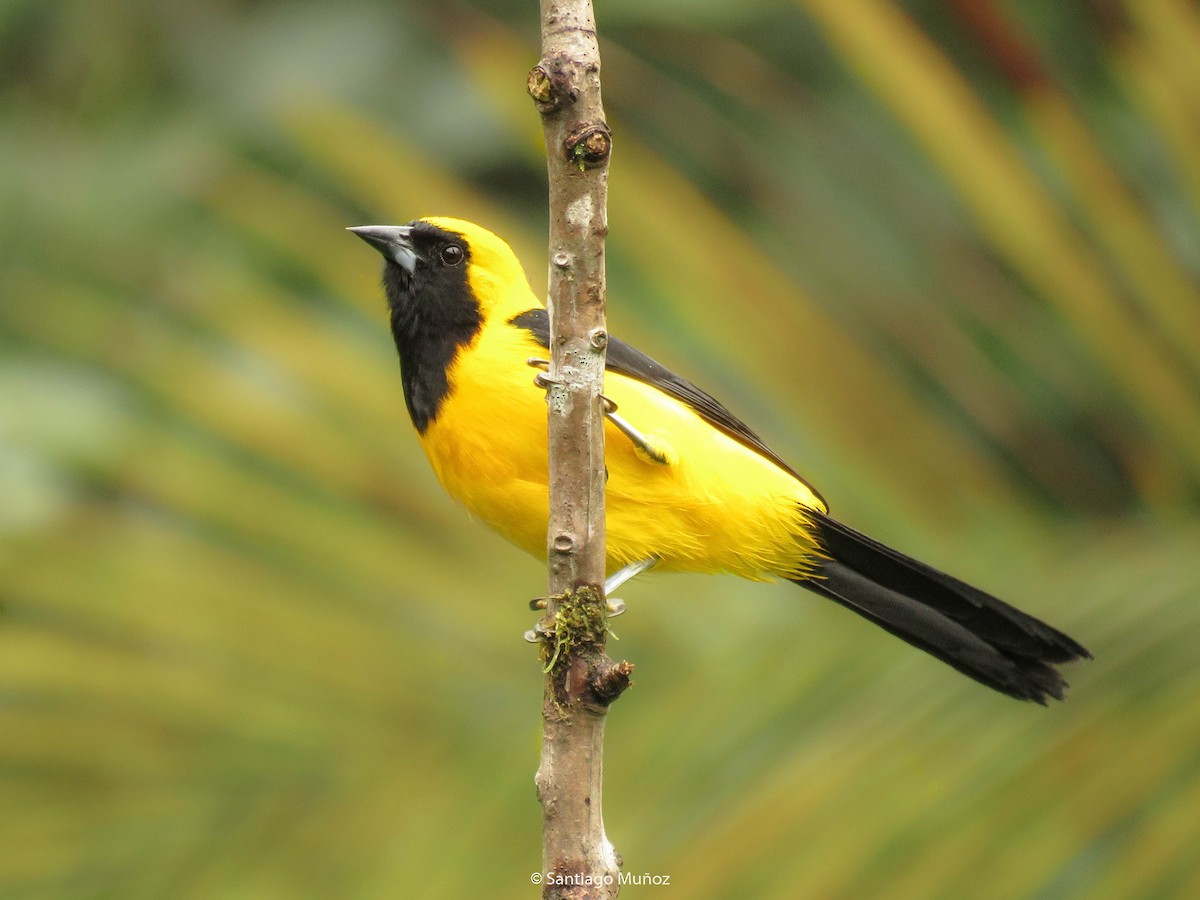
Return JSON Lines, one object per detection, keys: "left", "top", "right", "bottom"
{"left": 347, "top": 225, "right": 417, "bottom": 273}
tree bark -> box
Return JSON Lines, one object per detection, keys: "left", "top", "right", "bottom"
{"left": 529, "top": 2, "right": 630, "bottom": 898}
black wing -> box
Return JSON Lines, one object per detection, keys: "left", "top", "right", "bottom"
{"left": 510, "top": 308, "right": 825, "bottom": 507}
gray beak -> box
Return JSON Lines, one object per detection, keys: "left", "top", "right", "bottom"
{"left": 347, "top": 225, "right": 417, "bottom": 273}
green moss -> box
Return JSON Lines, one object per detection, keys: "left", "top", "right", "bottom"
{"left": 570, "top": 142, "right": 590, "bottom": 173}
{"left": 540, "top": 585, "right": 608, "bottom": 674}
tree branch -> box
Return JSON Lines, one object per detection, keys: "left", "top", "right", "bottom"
{"left": 529, "top": 1, "right": 629, "bottom": 897}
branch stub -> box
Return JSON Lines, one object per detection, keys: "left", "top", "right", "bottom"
{"left": 565, "top": 122, "right": 612, "bottom": 169}
{"left": 527, "top": 59, "right": 577, "bottom": 115}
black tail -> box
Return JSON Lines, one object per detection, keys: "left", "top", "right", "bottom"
{"left": 792, "top": 512, "right": 1091, "bottom": 703}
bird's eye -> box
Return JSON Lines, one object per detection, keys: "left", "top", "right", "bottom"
{"left": 439, "top": 244, "right": 465, "bottom": 266}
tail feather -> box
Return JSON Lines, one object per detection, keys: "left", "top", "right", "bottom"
{"left": 794, "top": 512, "right": 1091, "bottom": 703}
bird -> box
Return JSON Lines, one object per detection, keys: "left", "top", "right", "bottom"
{"left": 348, "top": 216, "right": 1090, "bottom": 703}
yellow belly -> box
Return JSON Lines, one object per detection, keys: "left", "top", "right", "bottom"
{"left": 418, "top": 322, "right": 825, "bottom": 581}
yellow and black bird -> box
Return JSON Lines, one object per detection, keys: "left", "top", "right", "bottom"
{"left": 349, "top": 217, "right": 1089, "bottom": 703}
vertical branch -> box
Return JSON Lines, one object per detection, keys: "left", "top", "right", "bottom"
{"left": 529, "top": 1, "right": 631, "bottom": 897}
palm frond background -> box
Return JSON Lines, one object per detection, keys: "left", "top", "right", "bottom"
{"left": 3, "top": 1, "right": 1198, "bottom": 897}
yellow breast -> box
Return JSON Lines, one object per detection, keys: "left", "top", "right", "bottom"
{"left": 418, "top": 317, "right": 825, "bottom": 580}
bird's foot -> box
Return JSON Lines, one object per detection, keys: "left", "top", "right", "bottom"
{"left": 526, "top": 357, "right": 558, "bottom": 392}
{"left": 529, "top": 594, "right": 626, "bottom": 619}
{"left": 600, "top": 395, "right": 674, "bottom": 465}
{"left": 604, "top": 557, "right": 660, "bottom": 594}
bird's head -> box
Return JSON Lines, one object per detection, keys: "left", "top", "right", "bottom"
{"left": 348, "top": 217, "right": 533, "bottom": 331}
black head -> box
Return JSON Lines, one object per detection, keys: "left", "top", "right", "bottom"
{"left": 348, "top": 219, "right": 484, "bottom": 432}
{"left": 347, "top": 220, "right": 483, "bottom": 341}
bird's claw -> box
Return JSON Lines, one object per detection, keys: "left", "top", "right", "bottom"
{"left": 527, "top": 358, "right": 559, "bottom": 391}
{"left": 600, "top": 397, "right": 672, "bottom": 466}
{"left": 526, "top": 593, "right": 623, "bottom": 642}
{"left": 526, "top": 594, "right": 556, "bottom": 643}
{"left": 523, "top": 617, "right": 554, "bottom": 644}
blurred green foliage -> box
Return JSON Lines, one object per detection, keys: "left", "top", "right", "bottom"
{"left": 2, "top": 0, "right": 1199, "bottom": 897}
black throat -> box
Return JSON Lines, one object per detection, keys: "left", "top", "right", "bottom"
{"left": 381, "top": 234, "right": 483, "bottom": 433}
